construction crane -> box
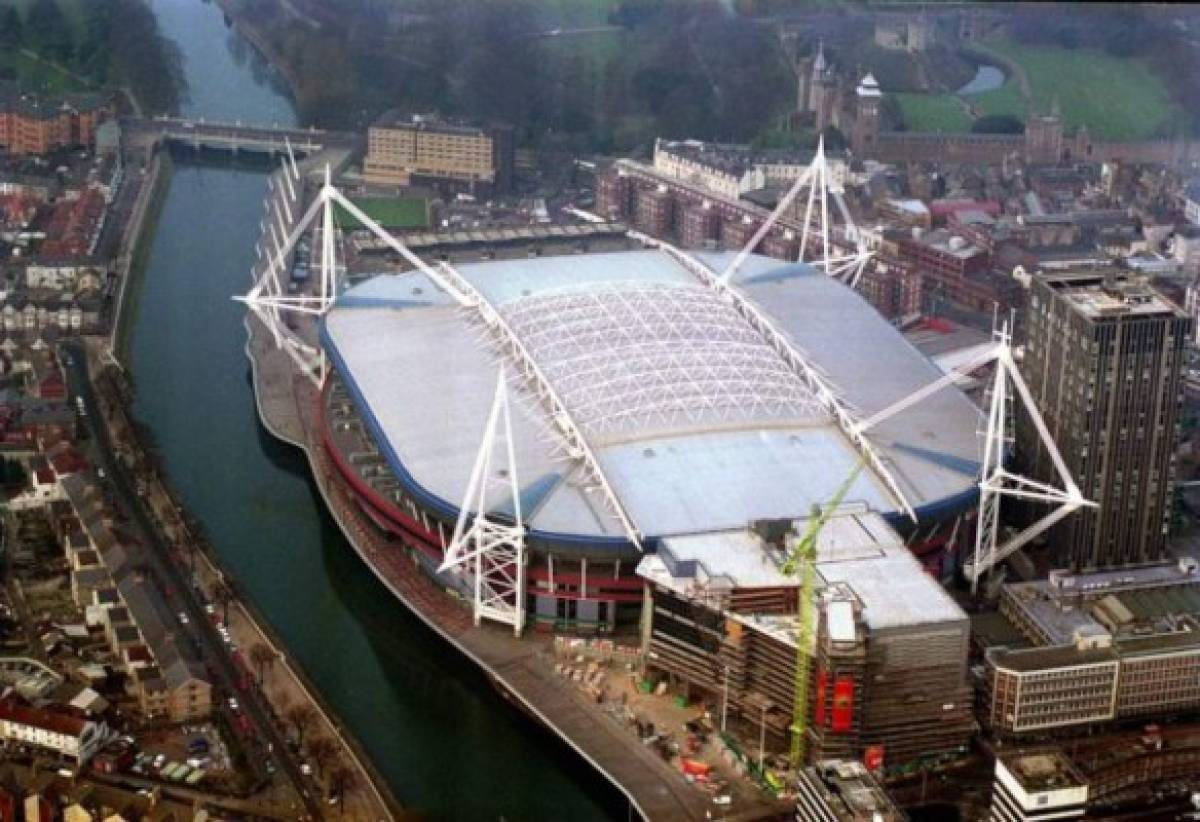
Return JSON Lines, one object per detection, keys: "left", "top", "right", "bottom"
{"left": 781, "top": 459, "right": 866, "bottom": 769}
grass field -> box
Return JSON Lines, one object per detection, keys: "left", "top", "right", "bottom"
{"left": 335, "top": 197, "right": 429, "bottom": 231}
{"left": 0, "top": 49, "right": 87, "bottom": 94}
{"left": 968, "top": 79, "right": 1025, "bottom": 121}
{"left": 984, "top": 39, "right": 1185, "bottom": 141}
{"left": 894, "top": 92, "right": 974, "bottom": 133}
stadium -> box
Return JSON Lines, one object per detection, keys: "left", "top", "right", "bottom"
{"left": 313, "top": 247, "right": 983, "bottom": 635}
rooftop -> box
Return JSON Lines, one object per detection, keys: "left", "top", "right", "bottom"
{"left": 798, "top": 759, "right": 904, "bottom": 821}
{"left": 637, "top": 509, "right": 966, "bottom": 641}
{"left": 372, "top": 110, "right": 493, "bottom": 137}
{"left": 1040, "top": 271, "right": 1187, "bottom": 319}
{"left": 1003, "top": 558, "right": 1200, "bottom": 646}
{"left": 999, "top": 751, "right": 1088, "bottom": 792}
{"left": 322, "top": 250, "right": 982, "bottom": 545}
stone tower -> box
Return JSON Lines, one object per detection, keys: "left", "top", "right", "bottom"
{"left": 1024, "top": 99, "right": 1064, "bottom": 164}
{"left": 852, "top": 73, "right": 882, "bottom": 158}
{"left": 809, "top": 40, "right": 830, "bottom": 117}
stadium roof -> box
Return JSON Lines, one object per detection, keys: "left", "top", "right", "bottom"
{"left": 321, "top": 250, "right": 982, "bottom": 547}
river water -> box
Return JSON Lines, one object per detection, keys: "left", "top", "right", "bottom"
{"left": 956, "top": 64, "right": 1005, "bottom": 96}
{"left": 127, "top": 1, "right": 616, "bottom": 818}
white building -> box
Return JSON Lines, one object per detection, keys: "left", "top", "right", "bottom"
{"left": 0, "top": 699, "right": 112, "bottom": 764}
{"left": 991, "top": 751, "right": 1087, "bottom": 821}
{"left": 653, "top": 138, "right": 848, "bottom": 200}
{"left": 25, "top": 264, "right": 82, "bottom": 291}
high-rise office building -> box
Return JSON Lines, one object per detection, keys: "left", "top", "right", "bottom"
{"left": 1019, "top": 271, "right": 1190, "bottom": 568}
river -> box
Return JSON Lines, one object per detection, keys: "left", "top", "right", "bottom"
{"left": 957, "top": 64, "right": 1005, "bottom": 96}
{"left": 127, "top": 1, "right": 617, "bottom": 818}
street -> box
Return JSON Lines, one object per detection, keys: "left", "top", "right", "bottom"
{"left": 59, "top": 339, "right": 324, "bottom": 821}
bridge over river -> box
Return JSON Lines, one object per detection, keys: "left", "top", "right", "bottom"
{"left": 120, "top": 115, "right": 362, "bottom": 158}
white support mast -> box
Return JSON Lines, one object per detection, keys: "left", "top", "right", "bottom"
{"left": 236, "top": 168, "right": 642, "bottom": 547}
{"left": 718, "top": 136, "right": 874, "bottom": 290}
{"left": 437, "top": 367, "right": 527, "bottom": 636}
{"left": 852, "top": 322, "right": 1095, "bottom": 592}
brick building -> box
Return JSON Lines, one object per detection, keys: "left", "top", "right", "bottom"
{"left": 0, "top": 89, "right": 110, "bottom": 156}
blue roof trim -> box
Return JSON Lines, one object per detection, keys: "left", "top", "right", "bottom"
{"left": 320, "top": 317, "right": 639, "bottom": 556}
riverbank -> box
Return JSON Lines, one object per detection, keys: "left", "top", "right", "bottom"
{"left": 84, "top": 334, "right": 400, "bottom": 821}
{"left": 111, "top": 150, "right": 172, "bottom": 360}
{"left": 99, "top": 143, "right": 400, "bottom": 819}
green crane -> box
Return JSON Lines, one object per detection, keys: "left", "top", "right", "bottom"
{"left": 782, "top": 459, "right": 866, "bottom": 770}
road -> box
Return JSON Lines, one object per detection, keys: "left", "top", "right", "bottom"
{"left": 59, "top": 339, "right": 323, "bottom": 821}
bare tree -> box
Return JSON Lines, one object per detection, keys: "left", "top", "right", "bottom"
{"left": 248, "top": 641, "right": 276, "bottom": 687}
{"left": 212, "top": 578, "right": 233, "bottom": 626}
{"left": 307, "top": 735, "right": 337, "bottom": 780}
{"left": 329, "top": 764, "right": 358, "bottom": 813}
{"left": 285, "top": 703, "right": 318, "bottom": 747}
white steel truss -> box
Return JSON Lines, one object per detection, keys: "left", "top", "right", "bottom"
{"left": 718, "top": 137, "right": 874, "bottom": 290}
{"left": 235, "top": 166, "right": 644, "bottom": 550}
{"left": 852, "top": 324, "right": 1095, "bottom": 592}
{"left": 237, "top": 164, "right": 473, "bottom": 386}
{"left": 630, "top": 230, "right": 917, "bottom": 522}
{"left": 437, "top": 368, "right": 527, "bottom": 636}
{"left": 500, "top": 281, "right": 828, "bottom": 441}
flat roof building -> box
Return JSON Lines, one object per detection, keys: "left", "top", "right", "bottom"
{"left": 638, "top": 509, "right": 973, "bottom": 769}
{"left": 795, "top": 759, "right": 907, "bottom": 821}
{"left": 990, "top": 750, "right": 1088, "bottom": 822}
{"left": 362, "top": 110, "right": 513, "bottom": 194}
{"left": 983, "top": 558, "right": 1200, "bottom": 735}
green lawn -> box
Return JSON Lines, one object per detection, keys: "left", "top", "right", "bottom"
{"left": 968, "top": 79, "right": 1025, "bottom": 121}
{"left": 893, "top": 92, "right": 974, "bottom": 133}
{"left": 984, "top": 39, "right": 1185, "bottom": 141}
{"left": 0, "top": 49, "right": 87, "bottom": 94}
{"left": 335, "top": 197, "right": 429, "bottom": 231}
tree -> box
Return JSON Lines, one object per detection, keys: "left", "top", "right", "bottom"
{"left": 76, "top": 0, "right": 112, "bottom": 83}
{"left": 328, "top": 765, "right": 358, "bottom": 810}
{"left": 306, "top": 735, "right": 337, "bottom": 779}
{"left": 0, "top": 7, "right": 23, "bottom": 50}
{"left": 26, "top": 0, "right": 73, "bottom": 64}
{"left": 212, "top": 579, "right": 233, "bottom": 626}
{"left": 972, "top": 114, "right": 1025, "bottom": 135}
{"left": 284, "top": 704, "right": 317, "bottom": 747}
{"left": 248, "top": 642, "right": 276, "bottom": 687}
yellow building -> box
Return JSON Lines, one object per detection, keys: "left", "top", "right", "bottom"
{"left": 363, "top": 111, "right": 512, "bottom": 193}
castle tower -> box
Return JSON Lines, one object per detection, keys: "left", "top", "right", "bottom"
{"left": 1024, "top": 100, "right": 1063, "bottom": 165}
{"left": 851, "top": 73, "right": 882, "bottom": 158}
{"left": 808, "top": 40, "right": 829, "bottom": 117}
